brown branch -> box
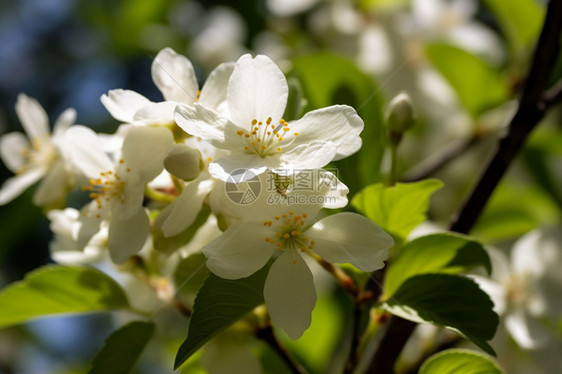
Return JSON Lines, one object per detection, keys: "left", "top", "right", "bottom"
{"left": 367, "top": 1, "right": 562, "bottom": 372}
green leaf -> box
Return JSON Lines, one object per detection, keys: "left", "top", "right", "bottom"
{"left": 351, "top": 179, "right": 443, "bottom": 245}
{"left": 290, "top": 52, "right": 387, "bottom": 194}
{"left": 482, "top": 0, "right": 544, "bottom": 52}
{"left": 382, "top": 274, "right": 498, "bottom": 355}
{"left": 173, "top": 252, "right": 211, "bottom": 297}
{"left": 174, "top": 265, "right": 270, "bottom": 369}
{"left": 154, "top": 206, "right": 211, "bottom": 255}
{"left": 420, "top": 349, "right": 504, "bottom": 374}
{"left": 386, "top": 233, "right": 491, "bottom": 295}
{"left": 89, "top": 321, "right": 155, "bottom": 374}
{"left": 0, "top": 265, "right": 129, "bottom": 329}
{"left": 425, "top": 43, "right": 509, "bottom": 117}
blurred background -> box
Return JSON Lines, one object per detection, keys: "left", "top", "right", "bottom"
{"left": 0, "top": 0, "right": 560, "bottom": 373}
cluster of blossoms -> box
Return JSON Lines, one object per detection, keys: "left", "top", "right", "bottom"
{"left": 0, "top": 48, "right": 394, "bottom": 339}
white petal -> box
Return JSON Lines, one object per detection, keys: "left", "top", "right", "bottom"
{"left": 53, "top": 108, "right": 76, "bottom": 136}
{"left": 288, "top": 105, "right": 363, "bottom": 161}
{"left": 174, "top": 103, "right": 239, "bottom": 150}
{"left": 278, "top": 140, "right": 337, "bottom": 171}
{"left": 0, "top": 132, "right": 29, "bottom": 172}
{"left": 0, "top": 168, "right": 44, "bottom": 205}
{"left": 307, "top": 212, "right": 393, "bottom": 272}
{"left": 120, "top": 171, "right": 145, "bottom": 219}
{"left": 505, "top": 308, "right": 551, "bottom": 349}
{"left": 32, "top": 159, "right": 69, "bottom": 206}
{"left": 108, "top": 207, "right": 150, "bottom": 264}
{"left": 264, "top": 251, "right": 316, "bottom": 339}
{"left": 199, "top": 62, "right": 235, "bottom": 112}
{"left": 227, "top": 54, "right": 288, "bottom": 127}
{"left": 209, "top": 154, "right": 268, "bottom": 182}
{"left": 132, "top": 101, "right": 177, "bottom": 125}
{"left": 60, "top": 126, "right": 113, "bottom": 178}
{"left": 203, "top": 222, "right": 275, "bottom": 279}
{"left": 100, "top": 89, "right": 151, "bottom": 123}
{"left": 77, "top": 202, "right": 104, "bottom": 250}
{"left": 162, "top": 177, "right": 214, "bottom": 237}
{"left": 120, "top": 125, "right": 173, "bottom": 182}
{"left": 151, "top": 48, "right": 199, "bottom": 104}
{"left": 15, "top": 94, "right": 50, "bottom": 140}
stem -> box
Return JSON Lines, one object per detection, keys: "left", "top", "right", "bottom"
{"left": 343, "top": 303, "right": 364, "bottom": 374}
{"left": 256, "top": 324, "right": 308, "bottom": 374}
{"left": 389, "top": 143, "right": 399, "bottom": 186}
{"left": 368, "top": 0, "right": 562, "bottom": 371}
{"left": 311, "top": 253, "right": 359, "bottom": 298}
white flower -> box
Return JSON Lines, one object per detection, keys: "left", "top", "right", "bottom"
{"left": 202, "top": 199, "right": 393, "bottom": 339}
{"left": 474, "top": 227, "right": 562, "bottom": 349}
{"left": 0, "top": 94, "right": 75, "bottom": 206}
{"left": 174, "top": 54, "right": 364, "bottom": 182}
{"left": 101, "top": 48, "right": 234, "bottom": 126}
{"left": 47, "top": 208, "right": 106, "bottom": 265}
{"left": 60, "top": 125, "right": 173, "bottom": 263}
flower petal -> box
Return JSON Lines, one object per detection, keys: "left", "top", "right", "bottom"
{"left": 33, "top": 159, "right": 69, "bottom": 206}
{"left": 0, "top": 132, "right": 29, "bottom": 173}
{"left": 278, "top": 140, "right": 337, "bottom": 171}
{"left": 59, "top": 126, "right": 114, "bottom": 178}
{"left": 307, "top": 212, "right": 393, "bottom": 272}
{"left": 0, "top": 168, "right": 44, "bottom": 205}
{"left": 209, "top": 154, "right": 268, "bottom": 182}
{"left": 108, "top": 207, "right": 150, "bottom": 264}
{"left": 264, "top": 251, "right": 316, "bottom": 339}
{"left": 151, "top": 48, "right": 199, "bottom": 103}
{"left": 162, "top": 177, "right": 214, "bottom": 237}
{"left": 120, "top": 125, "right": 174, "bottom": 182}
{"left": 227, "top": 54, "right": 288, "bottom": 127}
{"left": 175, "top": 103, "right": 240, "bottom": 150}
{"left": 203, "top": 222, "right": 274, "bottom": 279}
{"left": 101, "top": 89, "right": 151, "bottom": 123}
{"left": 53, "top": 108, "right": 76, "bottom": 137}
{"left": 133, "top": 101, "right": 177, "bottom": 125}
{"left": 199, "top": 62, "right": 235, "bottom": 112}
{"left": 288, "top": 105, "right": 363, "bottom": 161}
{"left": 505, "top": 307, "right": 551, "bottom": 349}
{"left": 15, "top": 94, "right": 50, "bottom": 140}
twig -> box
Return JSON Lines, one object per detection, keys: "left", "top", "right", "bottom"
{"left": 256, "top": 323, "right": 308, "bottom": 374}
{"left": 367, "top": 1, "right": 562, "bottom": 372}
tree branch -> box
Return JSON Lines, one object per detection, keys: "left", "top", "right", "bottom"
{"left": 256, "top": 323, "right": 308, "bottom": 374}
{"left": 367, "top": 0, "right": 562, "bottom": 372}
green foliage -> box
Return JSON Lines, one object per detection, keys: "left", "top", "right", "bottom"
{"left": 174, "top": 265, "right": 270, "bottom": 369}
{"left": 282, "top": 296, "right": 345, "bottom": 373}
{"left": 290, "top": 52, "right": 387, "bottom": 194}
{"left": 382, "top": 274, "right": 498, "bottom": 355}
{"left": 173, "top": 252, "right": 211, "bottom": 296}
{"left": 420, "top": 349, "right": 504, "bottom": 374}
{"left": 351, "top": 179, "right": 443, "bottom": 245}
{"left": 89, "top": 321, "right": 155, "bottom": 374}
{"left": 482, "top": 0, "right": 544, "bottom": 53}
{"left": 472, "top": 182, "right": 560, "bottom": 243}
{"left": 425, "top": 43, "right": 509, "bottom": 117}
{"left": 284, "top": 77, "right": 308, "bottom": 121}
{"left": 385, "top": 233, "right": 491, "bottom": 295}
{"left": 0, "top": 265, "right": 129, "bottom": 329}
{"left": 153, "top": 206, "right": 212, "bottom": 255}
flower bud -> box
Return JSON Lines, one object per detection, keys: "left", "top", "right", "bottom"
{"left": 164, "top": 144, "right": 203, "bottom": 181}
{"left": 385, "top": 92, "right": 416, "bottom": 144}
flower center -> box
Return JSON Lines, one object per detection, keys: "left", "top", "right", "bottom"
{"left": 17, "top": 137, "right": 57, "bottom": 174}
{"left": 263, "top": 211, "right": 315, "bottom": 264}
{"left": 81, "top": 159, "right": 130, "bottom": 210}
{"left": 236, "top": 117, "right": 299, "bottom": 157}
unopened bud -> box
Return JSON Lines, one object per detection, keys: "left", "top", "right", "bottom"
{"left": 385, "top": 92, "right": 416, "bottom": 144}
{"left": 164, "top": 144, "right": 203, "bottom": 181}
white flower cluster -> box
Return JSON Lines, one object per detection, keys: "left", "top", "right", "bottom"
{"left": 0, "top": 48, "right": 394, "bottom": 339}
